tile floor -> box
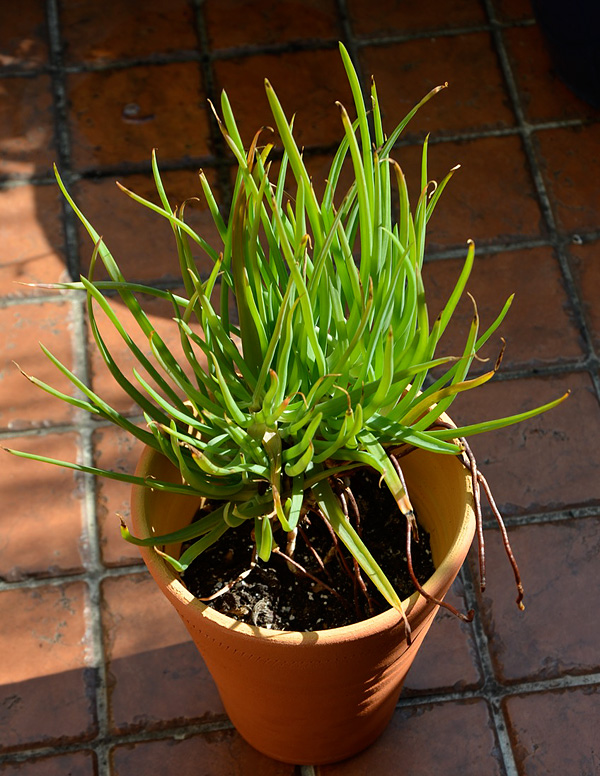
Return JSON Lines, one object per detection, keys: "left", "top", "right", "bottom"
{"left": 1, "top": 1, "right": 599, "bottom": 774}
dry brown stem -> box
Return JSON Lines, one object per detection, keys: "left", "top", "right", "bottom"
{"left": 272, "top": 547, "right": 346, "bottom": 604}
{"left": 429, "top": 418, "right": 525, "bottom": 610}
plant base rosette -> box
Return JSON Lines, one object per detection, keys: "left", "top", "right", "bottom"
{"left": 131, "top": 441, "right": 475, "bottom": 765}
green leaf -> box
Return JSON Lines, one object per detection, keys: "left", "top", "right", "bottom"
{"left": 428, "top": 392, "right": 570, "bottom": 440}
{"left": 255, "top": 515, "right": 275, "bottom": 562}
{"left": 339, "top": 42, "right": 374, "bottom": 212}
{"left": 230, "top": 185, "right": 268, "bottom": 374}
{"left": 284, "top": 472, "right": 305, "bottom": 530}
{"left": 121, "top": 504, "right": 226, "bottom": 547}
{"left": 312, "top": 476, "right": 405, "bottom": 613}
{"left": 116, "top": 181, "right": 220, "bottom": 264}
{"left": 3, "top": 447, "right": 200, "bottom": 494}
{"left": 264, "top": 79, "right": 323, "bottom": 247}
{"left": 177, "top": 521, "right": 231, "bottom": 569}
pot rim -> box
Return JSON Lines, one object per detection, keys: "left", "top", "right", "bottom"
{"left": 133, "top": 439, "right": 475, "bottom": 645}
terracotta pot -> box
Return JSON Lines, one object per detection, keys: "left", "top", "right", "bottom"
{"left": 131, "top": 440, "right": 475, "bottom": 765}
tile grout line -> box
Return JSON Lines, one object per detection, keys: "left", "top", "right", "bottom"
{"left": 334, "top": 0, "right": 361, "bottom": 74}
{"left": 44, "top": 0, "right": 80, "bottom": 283}
{"left": 396, "top": 668, "right": 600, "bottom": 709}
{"left": 2, "top": 665, "right": 597, "bottom": 768}
{"left": 335, "top": 0, "right": 380, "bottom": 162}
{"left": 190, "top": 0, "right": 235, "bottom": 211}
{"left": 0, "top": 563, "right": 147, "bottom": 594}
{"left": 45, "top": 1, "right": 112, "bottom": 773}
{"left": 482, "top": 0, "right": 600, "bottom": 406}
{"left": 0, "top": 719, "right": 236, "bottom": 767}
{"left": 2, "top": 225, "right": 598, "bottom": 309}
{"left": 472, "top": 7, "right": 548, "bottom": 772}
{"left": 0, "top": 15, "right": 538, "bottom": 80}
{"left": 2, "top": 348, "right": 594, "bottom": 440}
{"left": 3, "top": 501, "right": 598, "bottom": 594}
{"left": 458, "top": 561, "right": 519, "bottom": 776}
{"left": 490, "top": 504, "right": 600, "bottom": 527}
{"left": 350, "top": 17, "right": 537, "bottom": 48}
{"left": 0, "top": 117, "right": 591, "bottom": 183}
{"left": 79, "top": 427, "right": 114, "bottom": 775}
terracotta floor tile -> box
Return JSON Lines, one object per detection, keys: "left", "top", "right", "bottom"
{"left": 0, "top": 300, "right": 78, "bottom": 431}
{"left": 398, "top": 135, "right": 544, "bottom": 250}
{"left": 72, "top": 167, "right": 222, "bottom": 283}
{"left": 448, "top": 371, "right": 600, "bottom": 515}
{"left": 213, "top": 49, "right": 353, "bottom": 151}
{"left": 67, "top": 63, "right": 211, "bottom": 171}
{"left": 0, "top": 75, "right": 56, "bottom": 179}
{"left": 111, "top": 731, "right": 295, "bottom": 775}
{"left": 0, "top": 582, "right": 96, "bottom": 752}
{"left": 204, "top": 0, "right": 340, "bottom": 50}
{"left": 360, "top": 35, "right": 515, "bottom": 139}
{"left": 347, "top": 0, "right": 486, "bottom": 37}
{"left": 504, "top": 25, "right": 600, "bottom": 123}
{"left": 567, "top": 239, "right": 600, "bottom": 354}
{"left": 92, "top": 426, "right": 144, "bottom": 567}
{"left": 0, "top": 0, "right": 48, "bottom": 69}
{"left": 473, "top": 517, "right": 600, "bottom": 683}
{"left": 504, "top": 686, "right": 600, "bottom": 775}
{"left": 535, "top": 124, "right": 600, "bottom": 235}
{"left": 59, "top": 0, "right": 198, "bottom": 65}
{"left": 101, "top": 573, "right": 224, "bottom": 734}
{"left": 318, "top": 699, "right": 502, "bottom": 775}
{"left": 1, "top": 433, "right": 84, "bottom": 581}
{"left": 490, "top": 0, "right": 534, "bottom": 23}
{"left": 402, "top": 580, "right": 482, "bottom": 694}
{"left": 0, "top": 183, "right": 68, "bottom": 299}
{"left": 423, "top": 245, "right": 584, "bottom": 372}
{"left": 0, "top": 751, "right": 96, "bottom": 775}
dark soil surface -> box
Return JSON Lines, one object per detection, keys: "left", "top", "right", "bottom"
{"left": 182, "top": 468, "right": 435, "bottom": 631}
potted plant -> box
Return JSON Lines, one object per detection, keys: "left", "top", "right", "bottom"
{"left": 6, "top": 43, "right": 566, "bottom": 765}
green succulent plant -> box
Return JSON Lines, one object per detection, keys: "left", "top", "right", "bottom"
{"left": 7, "top": 43, "right": 566, "bottom": 623}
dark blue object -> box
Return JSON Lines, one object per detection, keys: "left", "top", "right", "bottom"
{"left": 531, "top": 0, "right": 600, "bottom": 108}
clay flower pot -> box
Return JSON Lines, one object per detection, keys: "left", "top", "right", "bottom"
{"left": 131, "top": 441, "right": 475, "bottom": 765}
